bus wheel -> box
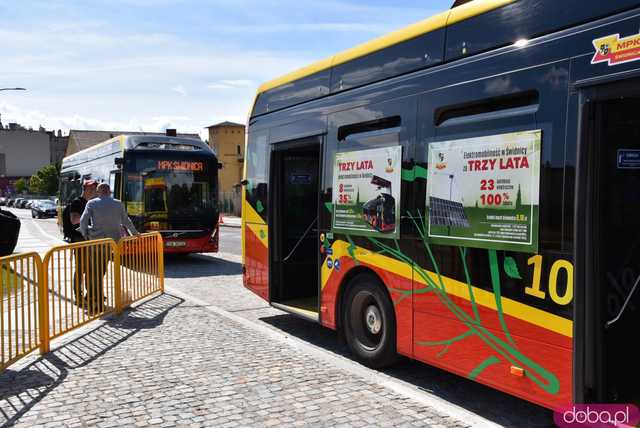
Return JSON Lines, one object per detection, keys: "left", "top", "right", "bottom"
{"left": 343, "top": 273, "right": 397, "bottom": 368}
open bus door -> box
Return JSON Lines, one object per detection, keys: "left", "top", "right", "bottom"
{"left": 268, "top": 137, "right": 322, "bottom": 321}
{"left": 576, "top": 78, "right": 640, "bottom": 405}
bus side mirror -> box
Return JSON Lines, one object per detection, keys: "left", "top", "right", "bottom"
{"left": 115, "top": 157, "right": 124, "bottom": 167}
{"left": 218, "top": 162, "right": 223, "bottom": 170}
{"left": 240, "top": 179, "right": 249, "bottom": 186}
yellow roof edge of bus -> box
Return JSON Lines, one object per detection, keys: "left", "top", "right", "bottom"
{"left": 331, "top": 11, "right": 449, "bottom": 67}
{"left": 256, "top": 57, "right": 334, "bottom": 95}
{"left": 255, "top": 0, "right": 515, "bottom": 97}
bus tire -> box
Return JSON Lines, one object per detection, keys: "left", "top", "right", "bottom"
{"left": 342, "top": 272, "right": 397, "bottom": 368}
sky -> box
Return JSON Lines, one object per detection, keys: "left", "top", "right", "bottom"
{"left": 0, "top": 0, "right": 452, "bottom": 140}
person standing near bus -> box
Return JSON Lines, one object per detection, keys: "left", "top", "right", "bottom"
{"left": 62, "top": 179, "right": 97, "bottom": 307}
{"left": 79, "top": 183, "right": 138, "bottom": 313}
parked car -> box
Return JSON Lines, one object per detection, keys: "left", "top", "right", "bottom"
{"left": 0, "top": 197, "right": 6, "bottom": 206}
{"left": 13, "top": 198, "right": 26, "bottom": 208}
{"left": 31, "top": 200, "right": 57, "bottom": 219}
{"left": 0, "top": 209, "right": 20, "bottom": 256}
{"left": 26, "top": 199, "right": 41, "bottom": 209}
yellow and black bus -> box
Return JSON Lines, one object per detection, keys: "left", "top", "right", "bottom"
{"left": 242, "top": 0, "right": 640, "bottom": 410}
{"left": 60, "top": 134, "right": 220, "bottom": 253}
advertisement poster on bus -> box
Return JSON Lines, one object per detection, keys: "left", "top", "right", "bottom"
{"left": 332, "top": 146, "right": 401, "bottom": 238}
{"left": 426, "top": 130, "right": 541, "bottom": 253}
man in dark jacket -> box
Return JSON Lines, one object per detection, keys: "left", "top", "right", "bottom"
{"left": 62, "top": 180, "right": 97, "bottom": 307}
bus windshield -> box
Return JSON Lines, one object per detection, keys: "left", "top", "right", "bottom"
{"left": 124, "top": 152, "right": 218, "bottom": 231}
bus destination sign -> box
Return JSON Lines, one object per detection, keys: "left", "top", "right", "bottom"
{"left": 157, "top": 160, "right": 204, "bottom": 172}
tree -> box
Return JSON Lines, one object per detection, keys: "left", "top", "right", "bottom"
{"left": 29, "top": 164, "right": 59, "bottom": 195}
{"left": 14, "top": 177, "right": 27, "bottom": 194}
{"left": 29, "top": 175, "right": 42, "bottom": 194}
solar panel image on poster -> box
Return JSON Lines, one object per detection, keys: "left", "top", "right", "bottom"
{"left": 429, "top": 197, "right": 470, "bottom": 228}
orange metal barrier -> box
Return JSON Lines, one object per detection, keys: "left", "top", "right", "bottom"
{"left": 118, "top": 232, "right": 164, "bottom": 308}
{"left": 41, "top": 239, "right": 119, "bottom": 353}
{"left": 0, "top": 232, "right": 164, "bottom": 368}
{"left": 0, "top": 252, "right": 43, "bottom": 371}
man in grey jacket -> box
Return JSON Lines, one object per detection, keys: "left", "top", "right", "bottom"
{"left": 79, "top": 183, "right": 138, "bottom": 313}
{"left": 79, "top": 183, "right": 138, "bottom": 242}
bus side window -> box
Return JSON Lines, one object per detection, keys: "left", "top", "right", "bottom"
{"left": 325, "top": 97, "right": 417, "bottom": 235}
{"left": 109, "top": 170, "right": 121, "bottom": 199}
{"left": 60, "top": 171, "right": 81, "bottom": 203}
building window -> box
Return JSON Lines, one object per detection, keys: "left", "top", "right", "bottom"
{"left": 236, "top": 145, "right": 241, "bottom": 155}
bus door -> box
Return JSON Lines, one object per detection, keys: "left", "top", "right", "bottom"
{"left": 269, "top": 137, "right": 322, "bottom": 321}
{"left": 576, "top": 78, "right": 640, "bottom": 404}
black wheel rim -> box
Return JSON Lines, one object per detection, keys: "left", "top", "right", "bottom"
{"left": 350, "top": 290, "right": 383, "bottom": 351}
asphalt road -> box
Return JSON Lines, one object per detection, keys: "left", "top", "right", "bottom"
{"left": 218, "top": 225, "right": 242, "bottom": 255}
{"left": 4, "top": 207, "right": 243, "bottom": 256}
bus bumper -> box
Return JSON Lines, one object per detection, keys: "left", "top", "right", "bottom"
{"left": 163, "top": 226, "right": 219, "bottom": 254}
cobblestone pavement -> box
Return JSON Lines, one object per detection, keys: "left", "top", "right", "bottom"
{"left": 163, "top": 252, "right": 554, "bottom": 428}
{"left": 1, "top": 293, "right": 468, "bottom": 427}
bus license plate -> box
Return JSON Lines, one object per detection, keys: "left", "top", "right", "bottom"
{"left": 165, "top": 241, "right": 187, "bottom": 247}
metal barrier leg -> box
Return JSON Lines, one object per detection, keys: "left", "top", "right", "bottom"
{"left": 114, "top": 241, "right": 122, "bottom": 314}
{"left": 158, "top": 235, "right": 165, "bottom": 293}
{"left": 38, "top": 262, "right": 49, "bottom": 355}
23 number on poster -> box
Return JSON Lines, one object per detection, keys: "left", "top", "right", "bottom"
{"left": 469, "top": 152, "right": 529, "bottom": 213}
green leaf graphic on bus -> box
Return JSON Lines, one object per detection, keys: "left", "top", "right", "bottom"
{"left": 353, "top": 210, "right": 560, "bottom": 395}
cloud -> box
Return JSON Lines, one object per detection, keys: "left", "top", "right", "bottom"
{"left": 208, "top": 22, "right": 394, "bottom": 35}
{"left": 0, "top": 102, "right": 200, "bottom": 135}
{"left": 207, "top": 80, "right": 255, "bottom": 90}
{"left": 171, "top": 85, "right": 187, "bottom": 96}
{"left": 0, "top": 18, "right": 309, "bottom": 134}
{"left": 0, "top": 0, "right": 452, "bottom": 142}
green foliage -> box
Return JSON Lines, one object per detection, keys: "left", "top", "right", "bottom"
{"left": 324, "top": 202, "right": 333, "bottom": 213}
{"left": 14, "top": 177, "right": 27, "bottom": 193}
{"left": 366, "top": 210, "right": 560, "bottom": 395}
{"left": 401, "top": 165, "right": 428, "bottom": 182}
{"left": 29, "top": 175, "right": 41, "bottom": 194}
{"left": 29, "top": 164, "right": 59, "bottom": 195}
{"left": 503, "top": 256, "right": 522, "bottom": 279}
